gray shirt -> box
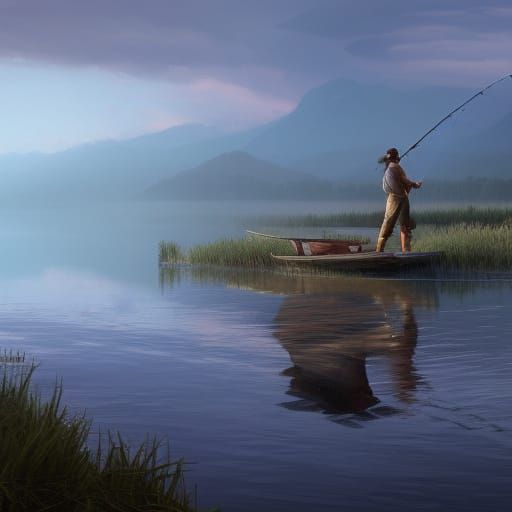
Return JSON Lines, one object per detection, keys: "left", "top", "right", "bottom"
{"left": 383, "top": 162, "right": 412, "bottom": 197}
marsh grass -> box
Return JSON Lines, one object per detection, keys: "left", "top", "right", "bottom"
{"left": 160, "top": 232, "right": 369, "bottom": 269}
{"left": 159, "top": 214, "right": 512, "bottom": 271}
{"left": 258, "top": 206, "right": 512, "bottom": 228}
{"left": 0, "top": 364, "right": 196, "bottom": 512}
{"left": 159, "top": 238, "right": 295, "bottom": 268}
{"left": 414, "top": 223, "right": 512, "bottom": 270}
{"left": 0, "top": 349, "right": 25, "bottom": 364}
{"left": 187, "top": 237, "right": 295, "bottom": 267}
{"left": 159, "top": 241, "right": 186, "bottom": 264}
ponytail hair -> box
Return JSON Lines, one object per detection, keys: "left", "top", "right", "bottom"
{"left": 377, "top": 147, "right": 399, "bottom": 165}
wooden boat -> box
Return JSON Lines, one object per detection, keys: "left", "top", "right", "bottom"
{"left": 247, "top": 230, "right": 442, "bottom": 271}
{"left": 271, "top": 251, "right": 442, "bottom": 271}
{"left": 246, "top": 230, "right": 365, "bottom": 256}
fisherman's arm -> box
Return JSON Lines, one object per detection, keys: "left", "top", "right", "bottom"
{"left": 398, "top": 166, "right": 422, "bottom": 190}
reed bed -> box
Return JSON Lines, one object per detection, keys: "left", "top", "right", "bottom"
{"left": 258, "top": 206, "right": 512, "bottom": 228}
{"left": 414, "top": 224, "right": 512, "bottom": 270}
{"left": 159, "top": 241, "right": 186, "bottom": 264}
{"left": 188, "top": 237, "right": 295, "bottom": 267}
{"left": 0, "top": 364, "right": 196, "bottom": 512}
{"left": 160, "top": 233, "right": 369, "bottom": 268}
{"left": 159, "top": 221, "right": 512, "bottom": 271}
{"left": 0, "top": 349, "right": 25, "bottom": 364}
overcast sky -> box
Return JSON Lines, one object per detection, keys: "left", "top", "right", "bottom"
{"left": 0, "top": 0, "right": 511, "bottom": 153}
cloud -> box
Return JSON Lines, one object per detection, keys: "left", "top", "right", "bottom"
{"left": 0, "top": 0, "right": 510, "bottom": 111}
{"left": 284, "top": 1, "right": 512, "bottom": 86}
{"left": 187, "top": 78, "right": 295, "bottom": 128}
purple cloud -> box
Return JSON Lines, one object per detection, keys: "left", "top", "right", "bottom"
{"left": 0, "top": 0, "right": 510, "bottom": 97}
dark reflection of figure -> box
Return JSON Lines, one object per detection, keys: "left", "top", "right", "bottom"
{"left": 274, "top": 280, "right": 434, "bottom": 415}
{"left": 160, "top": 267, "right": 438, "bottom": 417}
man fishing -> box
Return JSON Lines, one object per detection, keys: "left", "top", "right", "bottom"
{"left": 376, "top": 148, "right": 422, "bottom": 253}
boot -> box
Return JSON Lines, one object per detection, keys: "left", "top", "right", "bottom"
{"left": 376, "top": 236, "right": 387, "bottom": 252}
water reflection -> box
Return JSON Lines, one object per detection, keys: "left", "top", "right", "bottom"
{"left": 274, "top": 280, "right": 429, "bottom": 415}
{"left": 161, "top": 268, "right": 439, "bottom": 417}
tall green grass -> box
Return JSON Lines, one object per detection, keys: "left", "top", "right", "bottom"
{"left": 159, "top": 219, "right": 512, "bottom": 271}
{"left": 0, "top": 364, "right": 196, "bottom": 512}
{"left": 159, "top": 241, "right": 186, "bottom": 264}
{"left": 160, "top": 234, "right": 369, "bottom": 268}
{"left": 414, "top": 223, "right": 512, "bottom": 270}
{"left": 188, "top": 238, "right": 295, "bottom": 267}
{"left": 0, "top": 349, "right": 25, "bottom": 364}
{"left": 258, "top": 206, "right": 512, "bottom": 228}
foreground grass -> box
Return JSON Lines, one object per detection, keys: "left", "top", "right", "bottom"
{"left": 0, "top": 364, "right": 196, "bottom": 512}
{"left": 413, "top": 224, "right": 512, "bottom": 270}
{"left": 258, "top": 206, "right": 512, "bottom": 228}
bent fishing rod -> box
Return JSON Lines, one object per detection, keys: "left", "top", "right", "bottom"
{"left": 401, "top": 73, "right": 512, "bottom": 160}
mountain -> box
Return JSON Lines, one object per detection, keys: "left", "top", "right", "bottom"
{"left": 243, "top": 79, "right": 468, "bottom": 168}
{"left": 406, "top": 112, "right": 512, "bottom": 180}
{"left": 292, "top": 147, "right": 383, "bottom": 181}
{"left": 0, "top": 78, "right": 510, "bottom": 204}
{"left": 143, "top": 151, "right": 332, "bottom": 200}
{"left": 0, "top": 123, "right": 230, "bottom": 204}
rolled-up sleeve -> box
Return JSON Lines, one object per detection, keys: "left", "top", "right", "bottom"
{"left": 398, "top": 165, "right": 416, "bottom": 191}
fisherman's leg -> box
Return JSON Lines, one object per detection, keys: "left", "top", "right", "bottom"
{"left": 400, "top": 227, "right": 412, "bottom": 253}
{"left": 376, "top": 195, "right": 401, "bottom": 252}
{"left": 399, "top": 197, "right": 413, "bottom": 253}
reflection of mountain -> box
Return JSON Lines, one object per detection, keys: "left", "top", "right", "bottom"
{"left": 161, "top": 268, "right": 438, "bottom": 417}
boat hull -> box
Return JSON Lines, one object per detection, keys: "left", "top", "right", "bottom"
{"left": 290, "top": 240, "right": 362, "bottom": 256}
{"left": 272, "top": 251, "right": 442, "bottom": 271}
{"left": 246, "top": 231, "right": 364, "bottom": 256}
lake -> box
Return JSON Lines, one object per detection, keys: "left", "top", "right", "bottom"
{"left": 1, "top": 201, "right": 511, "bottom": 511}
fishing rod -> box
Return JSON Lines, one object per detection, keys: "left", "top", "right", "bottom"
{"left": 401, "top": 73, "right": 512, "bottom": 160}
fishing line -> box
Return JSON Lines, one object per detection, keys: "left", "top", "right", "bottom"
{"left": 401, "top": 74, "right": 512, "bottom": 160}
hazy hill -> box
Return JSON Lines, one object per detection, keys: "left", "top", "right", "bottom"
{"left": 0, "top": 123, "right": 243, "bottom": 204}
{"left": 143, "top": 151, "right": 332, "bottom": 200}
{"left": 0, "top": 78, "right": 510, "bottom": 204}
{"left": 292, "top": 147, "right": 383, "bottom": 181}
{"left": 406, "top": 112, "right": 512, "bottom": 180}
{"left": 244, "top": 79, "right": 467, "bottom": 168}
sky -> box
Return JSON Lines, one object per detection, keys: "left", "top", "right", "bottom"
{"left": 0, "top": 0, "right": 511, "bottom": 153}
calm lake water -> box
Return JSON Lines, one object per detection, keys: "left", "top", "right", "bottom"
{"left": 1, "top": 201, "right": 511, "bottom": 511}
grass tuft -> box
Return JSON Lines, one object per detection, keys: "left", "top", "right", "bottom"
{"left": 0, "top": 349, "right": 26, "bottom": 364}
{"left": 187, "top": 237, "right": 295, "bottom": 267}
{"left": 413, "top": 223, "right": 512, "bottom": 270}
{"left": 0, "top": 364, "right": 196, "bottom": 512}
{"left": 159, "top": 241, "right": 186, "bottom": 264}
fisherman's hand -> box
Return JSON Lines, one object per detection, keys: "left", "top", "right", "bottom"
{"left": 414, "top": 181, "right": 422, "bottom": 189}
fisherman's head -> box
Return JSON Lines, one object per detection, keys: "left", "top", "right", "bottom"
{"left": 378, "top": 147, "right": 400, "bottom": 165}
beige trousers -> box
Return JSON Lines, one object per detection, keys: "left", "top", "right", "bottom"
{"left": 378, "top": 194, "right": 411, "bottom": 240}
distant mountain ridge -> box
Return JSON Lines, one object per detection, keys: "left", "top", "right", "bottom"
{"left": 0, "top": 123, "right": 226, "bottom": 204}
{"left": 143, "top": 151, "right": 332, "bottom": 200}
{"left": 0, "top": 78, "right": 511, "bottom": 204}
{"left": 244, "top": 79, "right": 466, "bottom": 166}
